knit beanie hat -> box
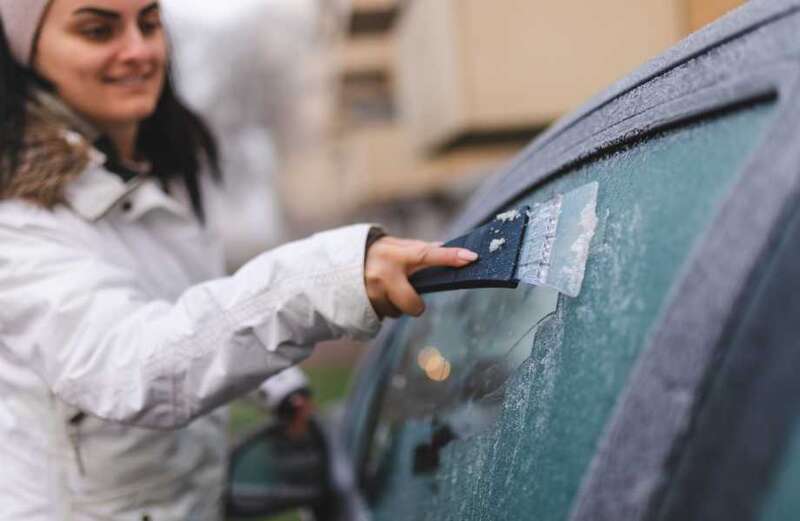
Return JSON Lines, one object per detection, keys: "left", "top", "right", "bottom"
{"left": 0, "top": 0, "right": 53, "bottom": 66}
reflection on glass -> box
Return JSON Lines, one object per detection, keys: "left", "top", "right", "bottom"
{"left": 417, "top": 346, "right": 452, "bottom": 382}
{"left": 366, "top": 284, "right": 559, "bottom": 494}
{"left": 378, "top": 285, "right": 559, "bottom": 444}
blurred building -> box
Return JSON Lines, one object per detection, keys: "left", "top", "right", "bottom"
{"left": 164, "top": 0, "right": 746, "bottom": 266}
{"left": 280, "top": 0, "right": 747, "bottom": 241}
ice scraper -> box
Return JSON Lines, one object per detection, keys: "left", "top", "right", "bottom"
{"left": 410, "top": 182, "right": 599, "bottom": 298}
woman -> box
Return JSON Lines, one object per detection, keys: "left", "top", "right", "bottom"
{"left": 0, "top": 0, "right": 478, "bottom": 518}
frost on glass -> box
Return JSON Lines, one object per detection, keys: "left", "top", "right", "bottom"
{"left": 366, "top": 102, "right": 775, "bottom": 521}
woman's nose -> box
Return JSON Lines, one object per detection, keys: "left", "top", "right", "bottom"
{"left": 117, "top": 28, "right": 158, "bottom": 62}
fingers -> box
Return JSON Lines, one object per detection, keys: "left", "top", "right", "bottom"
{"left": 364, "top": 250, "right": 402, "bottom": 319}
{"left": 386, "top": 276, "right": 426, "bottom": 317}
{"left": 367, "top": 278, "right": 414, "bottom": 319}
{"left": 370, "top": 291, "right": 403, "bottom": 319}
{"left": 373, "top": 237, "right": 478, "bottom": 272}
{"left": 407, "top": 242, "right": 479, "bottom": 275}
{"left": 364, "top": 235, "right": 477, "bottom": 319}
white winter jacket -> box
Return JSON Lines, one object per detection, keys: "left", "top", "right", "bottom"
{"left": 0, "top": 150, "right": 381, "bottom": 519}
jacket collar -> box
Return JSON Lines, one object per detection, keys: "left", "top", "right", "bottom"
{"left": 64, "top": 164, "right": 191, "bottom": 223}
{"left": 64, "top": 165, "right": 142, "bottom": 221}
{"left": 23, "top": 90, "right": 190, "bottom": 222}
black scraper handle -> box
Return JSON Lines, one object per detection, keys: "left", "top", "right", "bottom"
{"left": 410, "top": 207, "right": 529, "bottom": 294}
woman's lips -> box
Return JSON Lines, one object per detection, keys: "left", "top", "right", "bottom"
{"left": 104, "top": 72, "right": 155, "bottom": 86}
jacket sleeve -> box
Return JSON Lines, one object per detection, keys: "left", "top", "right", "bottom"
{"left": 0, "top": 216, "right": 381, "bottom": 429}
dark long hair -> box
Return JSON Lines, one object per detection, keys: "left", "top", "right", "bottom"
{"left": 0, "top": 19, "right": 220, "bottom": 221}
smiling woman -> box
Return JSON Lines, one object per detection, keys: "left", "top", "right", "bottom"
{"left": 34, "top": 0, "right": 166, "bottom": 160}
{"left": 0, "top": 0, "right": 478, "bottom": 519}
{"left": 0, "top": 0, "right": 219, "bottom": 217}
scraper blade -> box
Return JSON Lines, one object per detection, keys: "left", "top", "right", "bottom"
{"left": 410, "top": 182, "right": 599, "bottom": 298}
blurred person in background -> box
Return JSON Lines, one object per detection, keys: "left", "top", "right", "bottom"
{"left": 0, "top": 0, "right": 479, "bottom": 519}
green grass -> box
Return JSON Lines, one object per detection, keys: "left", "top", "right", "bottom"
{"left": 303, "top": 365, "right": 355, "bottom": 409}
{"left": 227, "top": 365, "right": 354, "bottom": 521}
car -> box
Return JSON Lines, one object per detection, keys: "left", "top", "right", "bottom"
{"left": 225, "top": 1, "right": 800, "bottom": 519}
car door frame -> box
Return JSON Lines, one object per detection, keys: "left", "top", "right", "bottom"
{"left": 339, "top": 2, "right": 800, "bottom": 520}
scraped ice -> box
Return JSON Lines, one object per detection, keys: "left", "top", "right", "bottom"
{"left": 489, "top": 238, "right": 506, "bottom": 252}
{"left": 495, "top": 209, "right": 521, "bottom": 222}
{"left": 557, "top": 187, "right": 599, "bottom": 295}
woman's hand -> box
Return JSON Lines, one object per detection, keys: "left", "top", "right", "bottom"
{"left": 365, "top": 236, "right": 479, "bottom": 318}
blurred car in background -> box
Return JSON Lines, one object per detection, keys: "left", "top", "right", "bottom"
{"left": 226, "top": 1, "right": 800, "bottom": 520}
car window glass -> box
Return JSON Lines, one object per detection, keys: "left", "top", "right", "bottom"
{"left": 363, "top": 101, "right": 777, "bottom": 521}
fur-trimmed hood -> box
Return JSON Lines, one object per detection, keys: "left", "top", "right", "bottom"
{"left": 0, "top": 90, "right": 102, "bottom": 208}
